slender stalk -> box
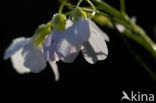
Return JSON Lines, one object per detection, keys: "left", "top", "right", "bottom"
{"left": 59, "top": 3, "right": 65, "bottom": 14}
{"left": 64, "top": 0, "right": 156, "bottom": 58}
{"left": 91, "top": 0, "right": 156, "bottom": 59}
{"left": 91, "top": 0, "right": 125, "bottom": 21}
{"left": 60, "top": 0, "right": 156, "bottom": 80}
{"left": 120, "top": 0, "right": 126, "bottom": 15}
{"left": 86, "top": 0, "right": 96, "bottom": 15}
{"left": 64, "top": 2, "right": 75, "bottom": 8}
{"left": 111, "top": 17, "right": 156, "bottom": 81}
{"left": 77, "top": 0, "right": 83, "bottom": 7}
{"left": 86, "top": 0, "right": 96, "bottom": 10}
{"left": 137, "top": 57, "right": 156, "bottom": 81}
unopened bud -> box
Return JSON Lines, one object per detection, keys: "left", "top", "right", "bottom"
{"left": 52, "top": 13, "right": 66, "bottom": 31}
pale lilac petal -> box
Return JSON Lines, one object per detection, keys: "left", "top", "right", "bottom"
{"left": 81, "top": 40, "right": 108, "bottom": 64}
{"left": 49, "top": 61, "right": 59, "bottom": 81}
{"left": 116, "top": 24, "right": 125, "bottom": 33}
{"left": 43, "top": 34, "right": 53, "bottom": 61}
{"left": 81, "top": 20, "right": 109, "bottom": 64}
{"left": 88, "top": 19, "right": 110, "bottom": 41}
{"left": 43, "top": 19, "right": 90, "bottom": 63}
{"left": 4, "top": 37, "right": 29, "bottom": 60}
{"left": 57, "top": 39, "right": 79, "bottom": 62}
{"left": 11, "top": 49, "right": 31, "bottom": 74}
{"left": 43, "top": 31, "right": 61, "bottom": 61}
{"left": 66, "top": 19, "right": 73, "bottom": 28}
{"left": 57, "top": 19, "right": 90, "bottom": 62}
{"left": 22, "top": 41, "right": 46, "bottom": 73}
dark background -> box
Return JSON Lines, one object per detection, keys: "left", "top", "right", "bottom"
{"left": 0, "top": 0, "right": 156, "bottom": 102}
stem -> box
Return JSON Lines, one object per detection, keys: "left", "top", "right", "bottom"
{"left": 61, "top": 0, "right": 156, "bottom": 80}
{"left": 111, "top": 17, "right": 156, "bottom": 81}
{"left": 132, "top": 24, "right": 156, "bottom": 58}
{"left": 64, "top": 2, "right": 75, "bottom": 8}
{"left": 77, "top": 0, "right": 83, "bottom": 7}
{"left": 59, "top": 3, "right": 65, "bottom": 14}
{"left": 122, "top": 32, "right": 156, "bottom": 80}
{"left": 120, "top": 0, "right": 126, "bottom": 15}
{"left": 86, "top": 0, "right": 96, "bottom": 10}
{"left": 91, "top": 0, "right": 125, "bottom": 21}
{"left": 64, "top": 0, "right": 156, "bottom": 58}
{"left": 136, "top": 57, "right": 156, "bottom": 81}
{"left": 91, "top": 0, "right": 156, "bottom": 59}
{"left": 86, "top": 0, "right": 96, "bottom": 15}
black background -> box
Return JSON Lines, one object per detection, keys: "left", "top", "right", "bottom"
{"left": 0, "top": 0, "right": 156, "bottom": 102}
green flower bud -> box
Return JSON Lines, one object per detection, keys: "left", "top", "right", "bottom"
{"left": 92, "top": 14, "right": 113, "bottom": 27}
{"left": 72, "top": 7, "right": 87, "bottom": 21}
{"left": 32, "top": 24, "right": 52, "bottom": 48}
{"left": 52, "top": 13, "right": 66, "bottom": 31}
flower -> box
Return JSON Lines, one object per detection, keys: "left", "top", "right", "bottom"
{"left": 44, "top": 19, "right": 90, "bottom": 62}
{"left": 4, "top": 37, "right": 59, "bottom": 81}
{"left": 4, "top": 10, "right": 110, "bottom": 81}
{"left": 43, "top": 18, "right": 109, "bottom": 64}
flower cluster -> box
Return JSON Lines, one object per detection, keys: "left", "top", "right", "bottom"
{"left": 4, "top": 1, "right": 109, "bottom": 81}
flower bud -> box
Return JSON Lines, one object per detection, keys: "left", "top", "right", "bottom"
{"left": 52, "top": 13, "right": 66, "bottom": 31}
{"left": 32, "top": 24, "right": 52, "bottom": 48}
{"left": 72, "top": 7, "right": 87, "bottom": 21}
{"left": 92, "top": 15, "right": 113, "bottom": 27}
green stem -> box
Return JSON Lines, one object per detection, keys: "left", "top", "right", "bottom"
{"left": 86, "top": 0, "right": 96, "bottom": 15}
{"left": 91, "top": 0, "right": 156, "bottom": 59}
{"left": 86, "top": 0, "right": 96, "bottom": 10}
{"left": 132, "top": 24, "right": 156, "bottom": 58}
{"left": 120, "top": 0, "right": 126, "bottom": 15}
{"left": 77, "top": 0, "right": 83, "bottom": 7}
{"left": 64, "top": 0, "right": 156, "bottom": 58}
{"left": 122, "top": 31, "right": 156, "bottom": 81}
{"left": 111, "top": 18, "right": 156, "bottom": 81}
{"left": 91, "top": 0, "right": 125, "bottom": 21}
{"left": 59, "top": 3, "right": 65, "bottom": 14}
{"left": 64, "top": 2, "right": 75, "bottom": 8}
{"left": 136, "top": 57, "right": 156, "bottom": 81}
{"left": 123, "top": 29, "right": 156, "bottom": 59}
{"left": 61, "top": 0, "right": 156, "bottom": 80}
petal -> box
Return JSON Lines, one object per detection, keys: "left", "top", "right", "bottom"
{"left": 11, "top": 48, "right": 31, "bottom": 74}
{"left": 57, "top": 39, "right": 80, "bottom": 62}
{"left": 68, "top": 19, "right": 90, "bottom": 43}
{"left": 116, "top": 24, "right": 125, "bottom": 33}
{"left": 49, "top": 61, "right": 59, "bottom": 81}
{"left": 4, "top": 37, "right": 29, "bottom": 60}
{"left": 131, "top": 16, "right": 137, "bottom": 24}
{"left": 66, "top": 19, "right": 73, "bottom": 28}
{"left": 81, "top": 41, "right": 108, "bottom": 64}
{"left": 43, "top": 34, "right": 53, "bottom": 61}
{"left": 88, "top": 19, "right": 110, "bottom": 41}
{"left": 81, "top": 21, "right": 109, "bottom": 64}
{"left": 43, "top": 32, "right": 61, "bottom": 61}
{"left": 22, "top": 41, "right": 46, "bottom": 73}
{"left": 57, "top": 19, "right": 90, "bottom": 62}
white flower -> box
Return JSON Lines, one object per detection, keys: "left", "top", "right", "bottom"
{"left": 43, "top": 18, "right": 109, "bottom": 64}
{"left": 4, "top": 18, "right": 109, "bottom": 81}
{"left": 4, "top": 37, "right": 59, "bottom": 81}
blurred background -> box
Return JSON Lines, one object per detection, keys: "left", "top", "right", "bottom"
{"left": 0, "top": 0, "right": 156, "bottom": 102}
